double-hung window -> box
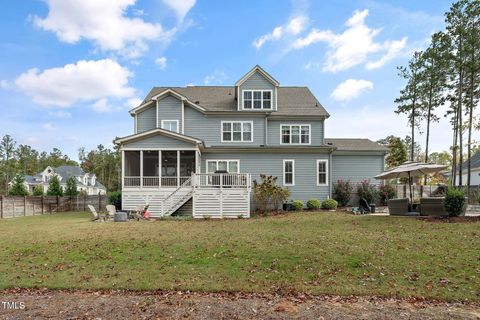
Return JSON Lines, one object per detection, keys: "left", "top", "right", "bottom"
{"left": 243, "top": 90, "right": 272, "bottom": 110}
{"left": 283, "top": 160, "right": 295, "bottom": 186}
{"left": 317, "top": 160, "right": 328, "bottom": 186}
{"left": 281, "top": 124, "right": 310, "bottom": 144}
{"left": 207, "top": 160, "right": 239, "bottom": 173}
{"left": 161, "top": 120, "right": 179, "bottom": 133}
{"left": 222, "top": 121, "right": 253, "bottom": 142}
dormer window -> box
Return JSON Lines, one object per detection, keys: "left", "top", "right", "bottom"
{"left": 243, "top": 90, "right": 272, "bottom": 110}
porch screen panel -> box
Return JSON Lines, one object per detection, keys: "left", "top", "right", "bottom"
{"left": 180, "top": 151, "right": 195, "bottom": 177}
{"left": 125, "top": 151, "right": 140, "bottom": 176}
{"left": 162, "top": 151, "right": 177, "bottom": 186}
{"left": 143, "top": 151, "right": 159, "bottom": 187}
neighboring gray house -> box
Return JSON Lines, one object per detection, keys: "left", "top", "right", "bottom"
{"left": 23, "top": 165, "right": 106, "bottom": 195}
{"left": 115, "top": 66, "right": 387, "bottom": 218}
{"left": 455, "top": 151, "right": 480, "bottom": 186}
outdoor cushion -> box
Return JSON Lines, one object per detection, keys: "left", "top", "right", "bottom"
{"left": 420, "top": 197, "right": 448, "bottom": 216}
{"left": 388, "top": 198, "right": 410, "bottom": 216}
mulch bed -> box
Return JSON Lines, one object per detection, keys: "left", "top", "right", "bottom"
{"left": 0, "top": 289, "right": 479, "bottom": 320}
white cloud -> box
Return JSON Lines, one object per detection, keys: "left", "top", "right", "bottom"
{"left": 155, "top": 56, "right": 168, "bottom": 70}
{"left": 42, "top": 122, "right": 56, "bottom": 131}
{"left": 33, "top": 0, "right": 174, "bottom": 58}
{"left": 91, "top": 98, "right": 114, "bottom": 113}
{"left": 203, "top": 70, "right": 227, "bottom": 85}
{"left": 162, "top": 0, "right": 196, "bottom": 21}
{"left": 366, "top": 37, "right": 408, "bottom": 70}
{"left": 126, "top": 97, "right": 142, "bottom": 109}
{"left": 253, "top": 15, "right": 308, "bottom": 49}
{"left": 331, "top": 79, "right": 373, "bottom": 102}
{"left": 49, "top": 110, "right": 72, "bottom": 118}
{"left": 15, "top": 59, "right": 135, "bottom": 107}
{"left": 293, "top": 9, "right": 406, "bottom": 72}
{"left": 0, "top": 80, "right": 10, "bottom": 90}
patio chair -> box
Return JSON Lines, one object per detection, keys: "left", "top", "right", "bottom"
{"left": 88, "top": 205, "right": 106, "bottom": 221}
{"left": 106, "top": 205, "right": 117, "bottom": 219}
{"left": 134, "top": 205, "right": 150, "bottom": 221}
{"left": 359, "top": 197, "right": 371, "bottom": 213}
{"left": 420, "top": 197, "right": 448, "bottom": 216}
{"left": 387, "top": 198, "right": 416, "bottom": 216}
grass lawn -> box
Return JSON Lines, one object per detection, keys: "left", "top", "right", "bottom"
{"left": 0, "top": 212, "right": 478, "bottom": 302}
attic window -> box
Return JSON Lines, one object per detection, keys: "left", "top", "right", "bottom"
{"left": 243, "top": 90, "right": 272, "bottom": 110}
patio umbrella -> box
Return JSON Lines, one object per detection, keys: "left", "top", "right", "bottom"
{"left": 374, "top": 161, "right": 447, "bottom": 200}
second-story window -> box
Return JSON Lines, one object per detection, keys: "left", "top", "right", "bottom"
{"left": 161, "top": 120, "right": 179, "bottom": 133}
{"left": 243, "top": 90, "right": 272, "bottom": 110}
{"left": 222, "top": 121, "right": 253, "bottom": 142}
{"left": 281, "top": 124, "right": 311, "bottom": 144}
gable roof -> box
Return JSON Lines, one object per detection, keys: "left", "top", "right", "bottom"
{"left": 114, "top": 128, "right": 203, "bottom": 146}
{"left": 139, "top": 86, "right": 329, "bottom": 117}
{"left": 325, "top": 138, "right": 388, "bottom": 152}
{"left": 458, "top": 151, "right": 480, "bottom": 171}
{"left": 235, "top": 65, "right": 280, "bottom": 87}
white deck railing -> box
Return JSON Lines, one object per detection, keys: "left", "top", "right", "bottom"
{"left": 124, "top": 176, "right": 191, "bottom": 188}
{"left": 193, "top": 173, "right": 251, "bottom": 188}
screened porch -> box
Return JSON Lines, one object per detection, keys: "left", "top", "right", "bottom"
{"left": 123, "top": 150, "right": 198, "bottom": 188}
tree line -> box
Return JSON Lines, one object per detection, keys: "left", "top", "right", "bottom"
{"left": 395, "top": 0, "right": 479, "bottom": 193}
{"left": 0, "top": 134, "right": 121, "bottom": 195}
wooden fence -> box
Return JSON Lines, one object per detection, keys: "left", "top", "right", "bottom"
{"left": 0, "top": 195, "right": 108, "bottom": 219}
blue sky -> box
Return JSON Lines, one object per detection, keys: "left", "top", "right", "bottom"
{"left": 0, "top": 0, "right": 465, "bottom": 160}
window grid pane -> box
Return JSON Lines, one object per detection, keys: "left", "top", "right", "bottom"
{"left": 318, "top": 161, "right": 327, "bottom": 185}
{"left": 284, "top": 160, "right": 294, "bottom": 185}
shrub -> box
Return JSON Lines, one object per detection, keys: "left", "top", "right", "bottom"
{"left": 378, "top": 184, "right": 396, "bottom": 205}
{"left": 8, "top": 174, "right": 28, "bottom": 196}
{"left": 46, "top": 175, "right": 63, "bottom": 196}
{"left": 444, "top": 188, "right": 466, "bottom": 217}
{"left": 356, "top": 180, "right": 379, "bottom": 204}
{"left": 108, "top": 191, "right": 122, "bottom": 210}
{"left": 253, "top": 174, "right": 291, "bottom": 211}
{"left": 306, "top": 199, "right": 321, "bottom": 210}
{"left": 64, "top": 177, "right": 79, "bottom": 196}
{"left": 332, "top": 180, "right": 353, "bottom": 206}
{"left": 32, "top": 186, "right": 44, "bottom": 196}
{"left": 291, "top": 200, "right": 304, "bottom": 211}
{"left": 321, "top": 199, "right": 338, "bottom": 210}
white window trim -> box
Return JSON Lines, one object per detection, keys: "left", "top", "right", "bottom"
{"left": 316, "top": 159, "right": 329, "bottom": 186}
{"left": 283, "top": 159, "right": 295, "bottom": 186}
{"left": 279, "top": 124, "right": 311, "bottom": 145}
{"left": 206, "top": 160, "right": 240, "bottom": 173}
{"left": 242, "top": 90, "right": 273, "bottom": 110}
{"left": 161, "top": 120, "right": 180, "bottom": 133}
{"left": 221, "top": 121, "right": 254, "bottom": 143}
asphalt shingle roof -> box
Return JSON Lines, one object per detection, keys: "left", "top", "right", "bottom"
{"left": 142, "top": 86, "right": 329, "bottom": 117}
{"left": 458, "top": 151, "right": 480, "bottom": 171}
{"left": 325, "top": 138, "right": 388, "bottom": 152}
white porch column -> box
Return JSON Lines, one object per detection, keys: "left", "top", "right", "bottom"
{"left": 121, "top": 150, "right": 125, "bottom": 189}
{"left": 158, "top": 150, "right": 162, "bottom": 188}
{"left": 177, "top": 150, "right": 180, "bottom": 187}
{"left": 140, "top": 150, "right": 143, "bottom": 188}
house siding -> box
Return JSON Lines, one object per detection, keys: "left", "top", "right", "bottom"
{"left": 238, "top": 71, "right": 277, "bottom": 110}
{"left": 136, "top": 105, "right": 156, "bottom": 133}
{"left": 122, "top": 134, "right": 196, "bottom": 149}
{"left": 157, "top": 95, "right": 182, "bottom": 133}
{"left": 267, "top": 120, "right": 324, "bottom": 146}
{"left": 184, "top": 106, "right": 265, "bottom": 147}
{"left": 331, "top": 154, "right": 384, "bottom": 186}
{"left": 201, "top": 152, "right": 330, "bottom": 202}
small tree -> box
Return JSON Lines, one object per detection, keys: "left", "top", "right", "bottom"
{"left": 253, "top": 174, "right": 291, "bottom": 211}
{"left": 8, "top": 174, "right": 28, "bottom": 196}
{"left": 357, "top": 180, "right": 379, "bottom": 204}
{"left": 46, "top": 175, "right": 63, "bottom": 196}
{"left": 444, "top": 188, "right": 466, "bottom": 217}
{"left": 65, "top": 177, "right": 78, "bottom": 196}
{"left": 378, "top": 184, "right": 396, "bottom": 205}
{"left": 32, "top": 186, "right": 44, "bottom": 196}
{"left": 332, "top": 180, "right": 353, "bottom": 206}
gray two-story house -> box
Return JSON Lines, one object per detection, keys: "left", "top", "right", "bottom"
{"left": 115, "top": 66, "right": 387, "bottom": 218}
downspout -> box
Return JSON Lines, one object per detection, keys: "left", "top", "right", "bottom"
{"left": 264, "top": 113, "right": 270, "bottom": 146}
{"left": 329, "top": 150, "right": 333, "bottom": 199}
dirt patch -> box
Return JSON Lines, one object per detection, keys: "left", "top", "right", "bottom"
{"left": 0, "top": 289, "right": 479, "bottom": 320}
{"left": 417, "top": 216, "right": 480, "bottom": 223}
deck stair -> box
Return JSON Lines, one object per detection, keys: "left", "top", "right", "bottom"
{"left": 162, "top": 177, "right": 193, "bottom": 216}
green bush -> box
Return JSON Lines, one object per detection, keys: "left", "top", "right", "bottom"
{"left": 357, "top": 180, "right": 379, "bottom": 204}
{"left": 108, "top": 191, "right": 122, "bottom": 210}
{"left": 444, "top": 188, "right": 466, "bottom": 217}
{"left": 8, "top": 174, "right": 29, "bottom": 196}
{"left": 321, "top": 199, "right": 338, "bottom": 210}
{"left": 291, "top": 200, "right": 304, "bottom": 211}
{"left": 32, "top": 186, "right": 44, "bottom": 196}
{"left": 379, "top": 184, "right": 396, "bottom": 205}
{"left": 64, "top": 177, "right": 79, "bottom": 196}
{"left": 46, "top": 176, "right": 63, "bottom": 196}
{"left": 306, "top": 199, "right": 321, "bottom": 210}
{"left": 332, "top": 180, "right": 353, "bottom": 206}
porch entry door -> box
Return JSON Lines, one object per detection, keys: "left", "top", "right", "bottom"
{"left": 161, "top": 150, "right": 196, "bottom": 186}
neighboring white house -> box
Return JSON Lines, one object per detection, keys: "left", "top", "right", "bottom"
{"left": 22, "top": 166, "right": 107, "bottom": 195}
{"left": 455, "top": 152, "right": 480, "bottom": 186}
